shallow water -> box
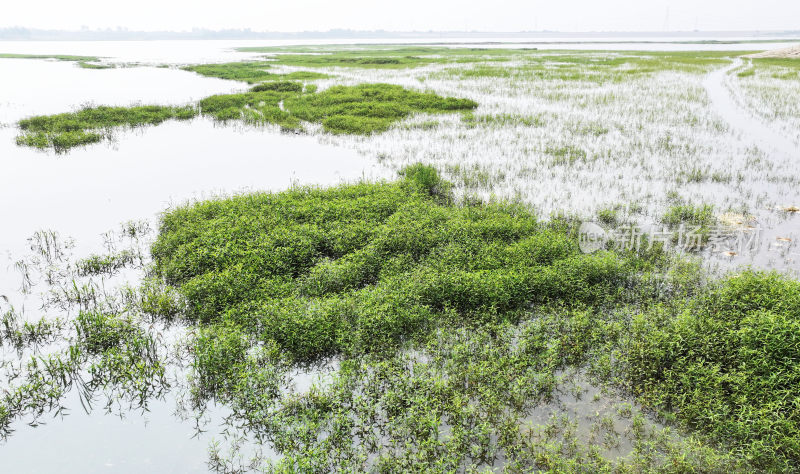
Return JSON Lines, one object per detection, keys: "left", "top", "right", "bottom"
{"left": 0, "top": 56, "right": 386, "bottom": 472}
{"left": 0, "top": 60, "right": 388, "bottom": 305}
{"left": 0, "top": 391, "right": 216, "bottom": 473}
{"left": 705, "top": 59, "right": 800, "bottom": 159}
{"left": 0, "top": 58, "right": 245, "bottom": 123}
{"left": 701, "top": 60, "right": 800, "bottom": 273}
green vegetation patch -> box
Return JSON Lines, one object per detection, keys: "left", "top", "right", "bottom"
{"left": 16, "top": 105, "right": 198, "bottom": 153}
{"left": 749, "top": 57, "right": 800, "bottom": 80}
{"left": 284, "top": 83, "right": 477, "bottom": 134}
{"left": 142, "top": 167, "right": 800, "bottom": 469}
{"left": 198, "top": 86, "right": 302, "bottom": 130}
{"left": 181, "top": 61, "right": 329, "bottom": 83}
{"left": 625, "top": 272, "right": 800, "bottom": 470}
{"left": 17, "top": 83, "right": 476, "bottom": 151}
{"left": 151, "top": 164, "right": 631, "bottom": 362}
{"left": 0, "top": 53, "right": 109, "bottom": 69}
{"left": 661, "top": 203, "right": 715, "bottom": 227}
{"left": 3, "top": 168, "right": 800, "bottom": 469}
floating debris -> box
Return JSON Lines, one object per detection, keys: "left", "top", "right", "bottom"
{"left": 777, "top": 237, "right": 793, "bottom": 242}
{"left": 717, "top": 212, "right": 754, "bottom": 228}
{"left": 783, "top": 206, "right": 800, "bottom": 213}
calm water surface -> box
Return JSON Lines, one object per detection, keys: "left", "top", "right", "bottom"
{"left": 0, "top": 54, "right": 385, "bottom": 473}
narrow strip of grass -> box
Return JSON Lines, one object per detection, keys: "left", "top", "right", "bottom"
{"left": 181, "top": 61, "right": 329, "bottom": 83}
{"left": 234, "top": 46, "right": 521, "bottom": 69}
{"left": 0, "top": 53, "right": 110, "bottom": 69}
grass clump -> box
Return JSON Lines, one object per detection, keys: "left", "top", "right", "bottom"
{"left": 661, "top": 203, "right": 715, "bottom": 227}
{"left": 284, "top": 83, "right": 477, "bottom": 134}
{"left": 546, "top": 145, "right": 588, "bottom": 166}
{"left": 198, "top": 89, "right": 301, "bottom": 130}
{"left": 624, "top": 271, "right": 800, "bottom": 470}
{"left": 181, "top": 61, "right": 329, "bottom": 84}
{"left": 75, "top": 250, "right": 140, "bottom": 277}
{"left": 141, "top": 167, "right": 800, "bottom": 469}
{"left": 16, "top": 105, "right": 198, "bottom": 153}
{"left": 250, "top": 81, "right": 303, "bottom": 93}
{"left": 151, "top": 165, "right": 628, "bottom": 362}
{"left": 15, "top": 130, "right": 103, "bottom": 152}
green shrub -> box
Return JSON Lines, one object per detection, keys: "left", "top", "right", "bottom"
{"left": 151, "top": 166, "right": 629, "bottom": 363}
{"left": 625, "top": 271, "right": 800, "bottom": 470}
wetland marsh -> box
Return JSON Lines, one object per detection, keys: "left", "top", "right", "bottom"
{"left": 1, "top": 38, "right": 799, "bottom": 472}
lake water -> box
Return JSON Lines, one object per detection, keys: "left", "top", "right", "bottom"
{"left": 0, "top": 54, "right": 385, "bottom": 473}
{"left": 0, "top": 36, "right": 798, "bottom": 471}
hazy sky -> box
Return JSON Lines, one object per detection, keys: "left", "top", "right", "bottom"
{"left": 3, "top": 0, "right": 799, "bottom": 32}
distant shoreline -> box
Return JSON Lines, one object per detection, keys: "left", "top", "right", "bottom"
{"left": 1, "top": 28, "right": 799, "bottom": 42}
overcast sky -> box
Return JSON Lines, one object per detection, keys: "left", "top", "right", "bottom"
{"left": 3, "top": 0, "right": 799, "bottom": 32}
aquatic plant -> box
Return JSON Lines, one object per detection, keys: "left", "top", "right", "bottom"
{"left": 624, "top": 271, "right": 800, "bottom": 470}
{"left": 4, "top": 43, "right": 800, "bottom": 470}
{"left": 661, "top": 203, "right": 715, "bottom": 227}
{"left": 0, "top": 309, "right": 167, "bottom": 439}
{"left": 285, "top": 83, "right": 478, "bottom": 134}
{"left": 16, "top": 105, "right": 198, "bottom": 153}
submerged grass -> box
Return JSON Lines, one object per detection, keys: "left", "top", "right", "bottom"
{"left": 441, "top": 50, "right": 743, "bottom": 84}
{"left": 0, "top": 309, "right": 167, "bottom": 439}
{"left": 235, "top": 46, "right": 525, "bottom": 69}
